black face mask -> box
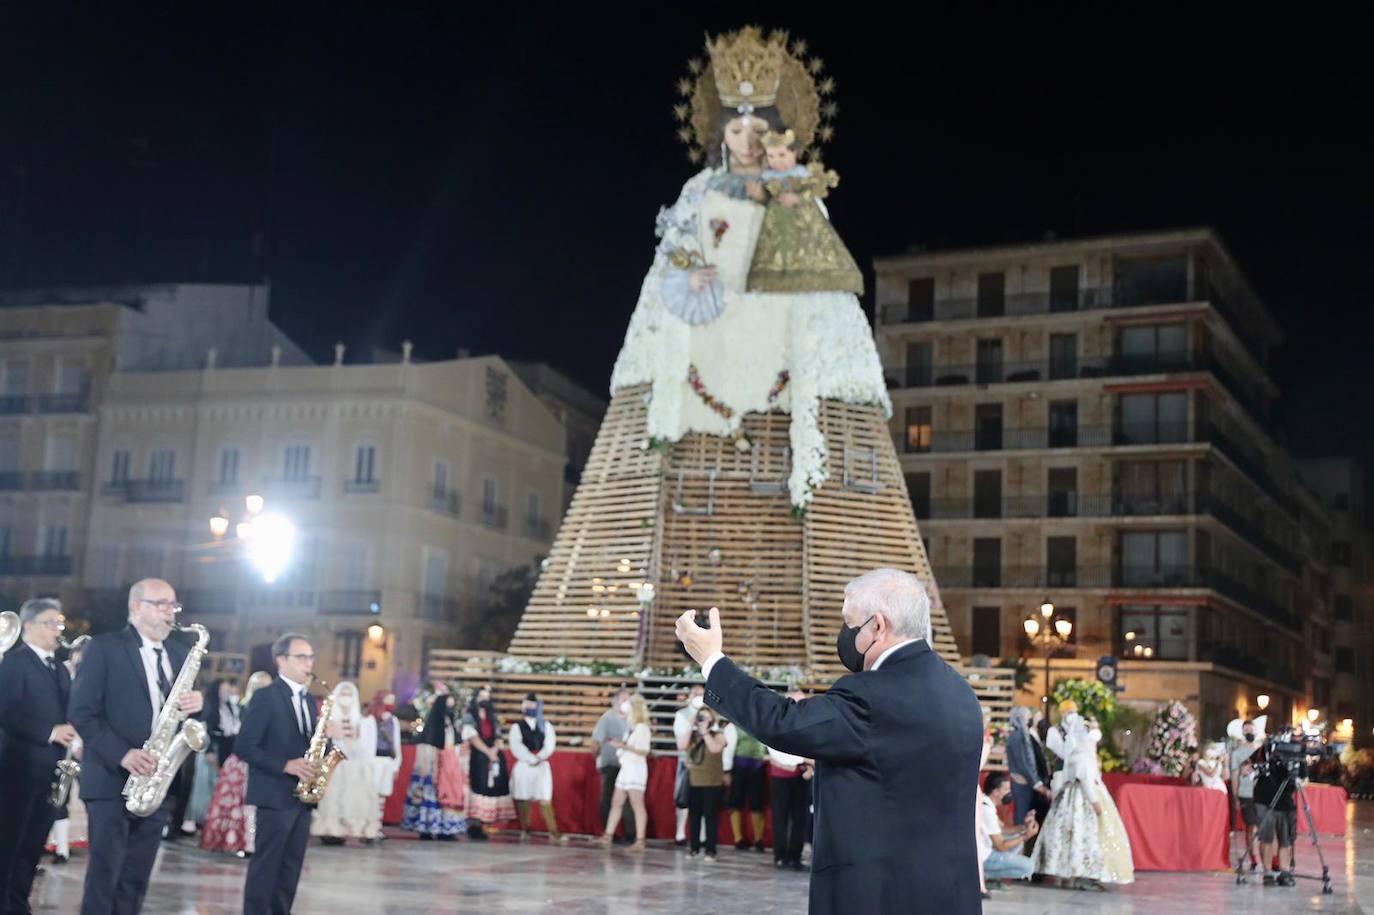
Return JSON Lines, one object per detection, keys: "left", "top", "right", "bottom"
{"left": 1243, "top": 732, "right": 1255, "bottom": 742}
{"left": 836, "top": 616, "right": 876, "bottom": 673}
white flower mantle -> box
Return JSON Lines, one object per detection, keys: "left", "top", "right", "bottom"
{"left": 611, "top": 167, "right": 890, "bottom": 507}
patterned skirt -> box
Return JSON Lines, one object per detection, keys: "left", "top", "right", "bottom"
{"left": 1030, "top": 780, "right": 1135, "bottom": 884}
{"left": 200, "top": 755, "right": 255, "bottom": 854}
{"left": 402, "top": 745, "right": 466, "bottom": 837}
{"left": 464, "top": 743, "right": 514, "bottom": 824}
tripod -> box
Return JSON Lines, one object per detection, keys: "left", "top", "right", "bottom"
{"left": 1234, "top": 768, "right": 1332, "bottom": 895}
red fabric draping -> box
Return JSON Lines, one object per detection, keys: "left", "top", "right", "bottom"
{"left": 384, "top": 746, "right": 776, "bottom": 843}
{"left": 1114, "top": 783, "right": 1230, "bottom": 871}
{"left": 1296, "top": 783, "right": 1348, "bottom": 836}
{"left": 1102, "top": 772, "right": 1186, "bottom": 798}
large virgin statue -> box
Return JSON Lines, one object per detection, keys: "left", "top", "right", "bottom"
{"left": 611, "top": 26, "right": 889, "bottom": 507}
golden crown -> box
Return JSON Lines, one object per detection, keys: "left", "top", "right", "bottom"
{"left": 709, "top": 26, "right": 786, "bottom": 109}
{"left": 673, "top": 26, "right": 838, "bottom": 165}
{"left": 762, "top": 128, "right": 798, "bottom": 149}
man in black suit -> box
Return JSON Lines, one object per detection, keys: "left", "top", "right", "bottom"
{"left": 68, "top": 579, "right": 204, "bottom": 915}
{"left": 676, "top": 568, "right": 984, "bottom": 915}
{"left": 0, "top": 598, "right": 78, "bottom": 915}
{"left": 237, "top": 633, "right": 332, "bottom": 915}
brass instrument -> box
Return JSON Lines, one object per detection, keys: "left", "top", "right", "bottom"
{"left": 0, "top": 611, "right": 18, "bottom": 655}
{"left": 294, "top": 677, "right": 344, "bottom": 804}
{"left": 48, "top": 634, "right": 92, "bottom": 807}
{"left": 123, "top": 623, "right": 211, "bottom": 816}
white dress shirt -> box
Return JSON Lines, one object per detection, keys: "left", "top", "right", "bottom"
{"left": 137, "top": 634, "right": 176, "bottom": 728}
{"left": 281, "top": 675, "right": 311, "bottom": 735}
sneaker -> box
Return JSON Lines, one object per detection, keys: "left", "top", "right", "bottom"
{"left": 688, "top": 849, "right": 700, "bottom": 858}
{"left": 674, "top": 838, "right": 687, "bottom": 847}
{"left": 1277, "top": 872, "right": 1296, "bottom": 888}
{"left": 51, "top": 853, "right": 69, "bottom": 865}
{"left": 704, "top": 852, "right": 717, "bottom": 862}
{"left": 735, "top": 840, "right": 749, "bottom": 851}
{"left": 1262, "top": 874, "right": 1277, "bottom": 887}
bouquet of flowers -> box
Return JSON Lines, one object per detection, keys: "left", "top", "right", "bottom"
{"left": 1142, "top": 699, "right": 1198, "bottom": 776}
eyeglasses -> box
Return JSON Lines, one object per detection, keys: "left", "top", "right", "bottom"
{"left": 287, "top": 653, "right": 315, "bottom": 662}
{"left": 138, "top": 599, "right": 183, "bottom": 612}
{"left": 38, "top": 619, "right": 65, "bottom": 631}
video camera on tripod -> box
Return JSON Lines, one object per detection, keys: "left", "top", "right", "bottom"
{"left": 1236, "top": 727, "right": 1333, "bottom": 894}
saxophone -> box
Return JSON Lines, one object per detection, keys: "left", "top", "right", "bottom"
{"left": 49, "top": 634, "right": 91, "bottom": 807}
{"left": 295, "top": 677, "right": 345, "bottom": 804}
{"left": 123, "top": 623, "right": 211, "bottom": 816}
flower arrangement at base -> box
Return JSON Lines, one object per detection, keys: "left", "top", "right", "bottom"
{"left": 1137, "top": 699, "right": 1198, "bottom": 777}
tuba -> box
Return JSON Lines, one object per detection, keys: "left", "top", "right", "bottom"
{"left": 295, "top": 677, "right": 345, "bottom": 804}
{"left": 49, "top": 634, "right": 91, "bottom": 807}
{"left": 123, "top": 623, "right": 211, "bottom": 816}
{"left": 0, "top": 611, "right": 18, "bottom": 655}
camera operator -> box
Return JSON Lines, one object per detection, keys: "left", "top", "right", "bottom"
{"left": 685, "top": 706, "right": 728, "bottom": 860}
{"left": 1252, "top": 726, "right": 1307, "bottom": 888}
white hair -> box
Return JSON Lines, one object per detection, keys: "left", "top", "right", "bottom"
{"left": 843, "top": 568, "right": 932, "bottom": 641}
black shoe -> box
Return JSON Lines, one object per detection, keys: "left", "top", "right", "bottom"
{"left": 34, "top": 865, "right": 45, "bottom": 877}
{"left": 754, "top": 841, "right": 766, "bottom": 853}
{"left": 1262, "top": 874, "right": 1277, "bottom": 887}
{"left": 688, "top": 849, "right": 700, "bottom": 857}
{"left": 774, "top": 859, "right": 785, "bottom": 868}
{"left": 320, "top": 836, "right": 345, "bottom": 846}
{"left": 675, "top": 838, "right": 687, "bottom": 847}
{"left": 418, "top": 834, "right": 434, "bottom": 841}
{"left": 704, "top": 852, "right": 717, "bottom": 862}
{"left": 980, "top": 891, "right": 992, "bottom": 901}
{"left": 735, "top": 840, "right": 749, "bottom": 851}
{"left": 1278, "top": 872, "right": 1296, "bottom": 887}
{"left": 235, "top": 850, "right": 252, "bottom": 859}
{"left": 786, "top": 861, "right": 807, "bottom": 872}
{"left": 52, "top": 853, "right": 69, "bottom": 865}
{"left": 437, "top": 835, "right": 457, "bottom": 842}
{"left": 467, "top": 830, "right": 488, "bottom": 842}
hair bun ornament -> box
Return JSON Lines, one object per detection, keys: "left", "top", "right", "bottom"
{"left": 1058, "top": 699, "right": 1078, "bottom": 715}
{"left": 672, "top": 26, "right": 836, "bottom": 165}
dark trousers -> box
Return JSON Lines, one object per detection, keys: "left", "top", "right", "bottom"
{"left": 244, "top": 803, "right": 312, "bottom": 915}
{"left": 81, "top": 798, "right": 168, "bottom": 915}
{"left": 728, "top": 763, "right": 767, "bottom": 811}
{"left": 597, "top": 766, "right": 635, "bottom": 841}
{"left": 687, "top": 785, "right": 722, "bottom": 853}
{"left": 770, "top": 776, "right": 808, "bottom": 865}
{"left": 0, "top": 779, "right": 59, "bottom": 915}
{"left": 167, "top": 756, "right": 196, "bottom": 833}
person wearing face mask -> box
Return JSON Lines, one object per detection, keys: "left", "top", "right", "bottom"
{"left": 403, "top": 684, "right": 466, "bottom": 841}
{"left": 201, "top": 671, "right": 272, "bottom": 857}
{"left": 591, "top": 689, "right": 636, "bottom": 844}
{"left": 461, "top": 685, "right": 512, "bottom": 839}
{"left": 509, "top": 693, "right": 563, "bottom": 842}
{"left": 675, "top": 567, "right": 984, "bottom": 915}
{"left": 369, "top": 691, "right": 402, "bottom": 829}
{"left": 600, "top": 695, "right": 651, "bottom": 852}
{"left": 1228, "top": 715, "right": 1265, "bottom": 871}
{"left": 672, "top": 685, "right": 708, "bottom": 846}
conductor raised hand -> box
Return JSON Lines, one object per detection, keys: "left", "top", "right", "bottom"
{"left": 675, "top": 607, "right": 723, "bottom": 667}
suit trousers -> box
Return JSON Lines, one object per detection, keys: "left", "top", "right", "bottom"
{"left": 244, "top": 803, "right": 312, "bottom": 915}
{"left": 770, "top": 776, "right": 808, "bottom": 865}
{"left": 0, "top": 779, "right": 59, "bottom": 915}
{"left": 81, "top": 798, "right": 169, "bottom": 915}
{"left": 597, "top": 766, "right": 635, "bottom": 841}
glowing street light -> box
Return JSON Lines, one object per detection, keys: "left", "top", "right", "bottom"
{"left": 1307, "top": 708, "right": 1321, "bottom": 723}
{"left": 1256, "top": 694, "right": 1270, "bottom": 711}
{"left": 1024, "top": 599, "right": 1072, "bottom": 707}
{"left": 245, "top": 494, "right": 265, "bottom": 516}
{"left": 247, "top": 512, "right": 296, "bottom": 583}
{"left": 209, "top": 512, "right": 230, "bottom": 539}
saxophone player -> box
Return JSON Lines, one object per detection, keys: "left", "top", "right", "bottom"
{"left": 68, "top": 579, "right": 203, "bottom": 915}
{"left": 0, "top": 598, "right": 77, "bottom": 914}
{"left": 236, "top": 634, "right": 337, "bottom": 915}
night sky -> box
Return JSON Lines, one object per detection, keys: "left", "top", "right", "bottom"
{"left": 3, "top": 6, "right": 1372, "bottom": 473}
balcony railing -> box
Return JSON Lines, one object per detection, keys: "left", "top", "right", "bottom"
{"left": 524, "top": 516, "right": 553, "bottom": 541}
{"left": 35, "top": 394, "right": 89, "bottom": 414}
{"left": 880, "top": 286, "right": 1116, "bottom": 324}
{"left": 481, "top": 505, "right": 509, "bottom": 531}
{"left": 908, "top": 422, "right": 1194, "bottom": 454}
{"left": 0, "top": 555, "right": 73, "bottom": 576}
{"left": 343, "top": 478, "right": 380, "bottom": 494}
{"left": 934, "top": 562, "right": 1297, "bottom": 629}
{"left": 29, "top": 471, "right": 81, "bottom": 491}
{"left": 123, "top": 479, "right": 186, "bottom": 503}
{"left": 319, "top": 589, "right": 383, "bottom": 615}
{"left": 0, "top": 471, "right": 25, "bottom": 491}
{"left": 263, "top": 476, "right": 322, "bottom": 500}
{"left": 0, "top": 395, "right": 30, "bottom": 415}
{"left": 885, "top": 352, "right": 1256, "bottom": 392}
{"left": 428, "top": 486, "right": 462, "bottom": 517}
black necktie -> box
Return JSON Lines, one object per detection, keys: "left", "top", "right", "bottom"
{"left": 298, "top": 691, "right": 312, "bottom": 739}
{"left": 152, "top": 647, "right": 173, "bottom": 701}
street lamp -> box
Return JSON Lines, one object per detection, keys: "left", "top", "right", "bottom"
{"left": 209, "top": 512, "right": 230, "bottom": 539}
{"left": 1256, "top": 694, "right": 1270, "bottom": 711}
{"left": 1024, "top": 598, "right": 1073, "bottom": 708}
{"left": 1307, "top": 708, "right": 1321, "bottom": 724}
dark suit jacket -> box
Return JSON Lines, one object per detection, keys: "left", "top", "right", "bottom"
{"left": 67, "top": 626, "right": 193, "bottom": 801}
{"left": 0, "top": 643, "right": 72, "bottom": 785}
{"left": 236, "top": 677, "right": 315, "bottom": 809}
{"left": 706, "top": 640, "right": 984, "bottom": 915}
